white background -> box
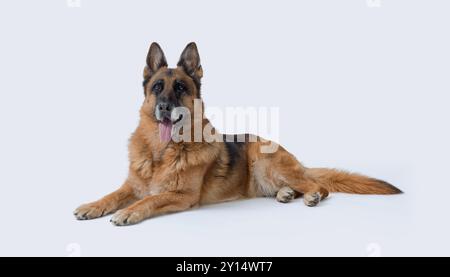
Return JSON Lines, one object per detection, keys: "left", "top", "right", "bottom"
{"left": 0, "top": 0, "right": 449, "bottom": 256}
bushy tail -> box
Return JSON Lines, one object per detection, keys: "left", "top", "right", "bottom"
{"left": 306, "top": 168, "right": 402, "bottom": 194}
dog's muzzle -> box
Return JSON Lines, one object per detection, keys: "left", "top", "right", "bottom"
{"left": 155, "top": 102, "right": 174, "bottom": 121}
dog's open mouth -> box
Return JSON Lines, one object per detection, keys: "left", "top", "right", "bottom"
{"left": 158, "top": 114, "right": 183, "bottom": 142}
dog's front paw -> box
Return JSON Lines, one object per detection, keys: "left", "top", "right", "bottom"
{"left": 74, "top": 202, "right": 108, "bottom": 220}
{"left": 110, "top": 209, "right": 145, "bottom": 226}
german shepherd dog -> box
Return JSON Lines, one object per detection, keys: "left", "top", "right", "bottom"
{"left": 74, "top": 42, "right": 402, "bottom": 226}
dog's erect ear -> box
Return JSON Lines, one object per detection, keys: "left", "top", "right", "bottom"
{"left": 144, "top": 42, "right": 167, "bottom": 80}
{"left": 177, "top": 42, "right": 203, "bottom": 80}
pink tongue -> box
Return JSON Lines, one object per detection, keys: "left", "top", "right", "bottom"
{"left": 159, "top": 120, "right": 173, "bottom": 142}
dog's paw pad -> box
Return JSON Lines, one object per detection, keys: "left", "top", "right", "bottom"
{"left": 276, "top": 187, "right": 295, "bottom": 203}
{"left": 303, "top": 192, "right": 321, "bottom": 207}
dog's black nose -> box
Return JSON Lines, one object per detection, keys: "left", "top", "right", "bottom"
{"left": 157, "top": 102, "right": 174, "bottom": 112}
{"left": 156, "top": 102, "right": 174, "bottom": 120}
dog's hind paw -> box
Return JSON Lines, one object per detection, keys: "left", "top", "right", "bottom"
{"left": 303, "top": 192, "right": 321, "bottom": 207}
{"left": 276, "top": 187, "right": 296, "bottom": 203}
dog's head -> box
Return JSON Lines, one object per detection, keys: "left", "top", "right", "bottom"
{"left": 141, "top": 42, "right": 203, "bottom": 142}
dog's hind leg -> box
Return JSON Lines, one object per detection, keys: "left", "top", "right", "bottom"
{"left": 286, "top": 175, "right": 329, "bottom": 207}
{"left": 280, "top": 173, "right": 328, "bottom": 207}
{"left": 253, "top": 149, "right": 328, "bottom": 207}
{"left": 276, "top": 186, "right": 296, "bottom": 203}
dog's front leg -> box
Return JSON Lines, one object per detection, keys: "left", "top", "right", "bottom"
{"left": 110, "top": 191, "right": 199, "bottom": 226}
{"left": 74, "top": 183, "right": 138, "bottom": 220}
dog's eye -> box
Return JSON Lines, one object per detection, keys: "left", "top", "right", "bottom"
{"left": 152, "top": 81, "right": 164, "bottom": 94}
{"left": 174, "top": 82, "right": 186, "bottom": 95}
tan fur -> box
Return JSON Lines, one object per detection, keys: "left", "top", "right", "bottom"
{"left": 74, "top": 42, "right": 402, "bottom": 225}
{"left": 305, "top": 168, "right": 402, "bottom": 194}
